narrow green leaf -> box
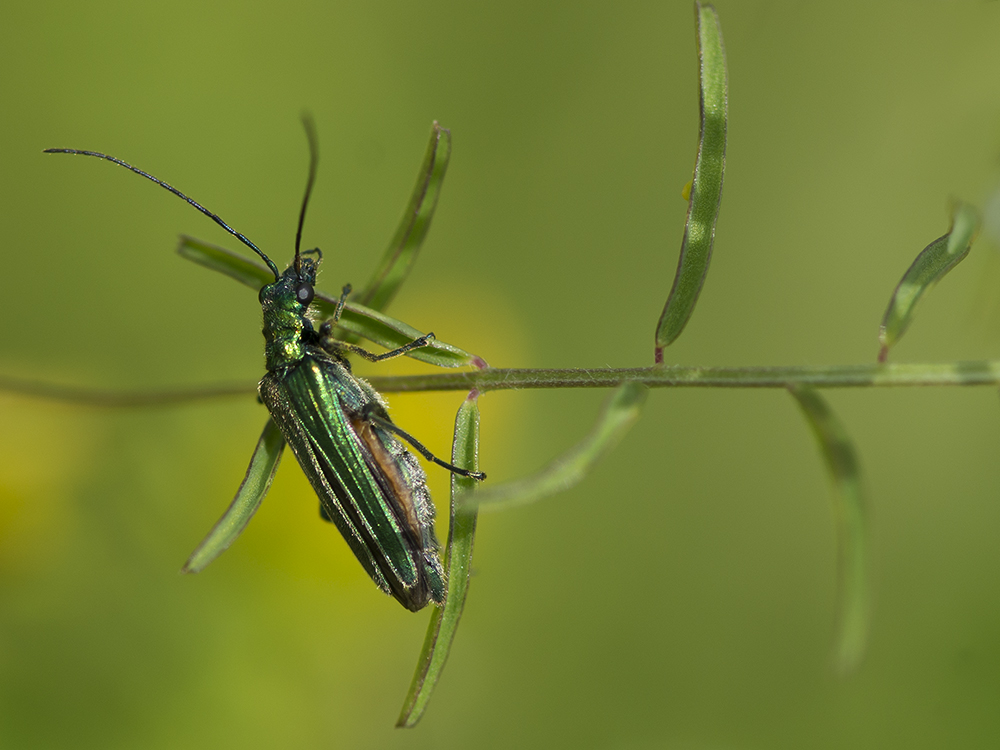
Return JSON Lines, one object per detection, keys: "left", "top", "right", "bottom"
{"left": 465, "top": 382, "right": 647, "bottom": 511}
{"left": 789, "top": 386, "right": 869, "bottom": 674}
{"left": 397, "top": 394, "right": 481, "bottom": 728}
{"left": 309, "top": 297, "right": 483, "bottom": 370}
{"left": 182, "top": 418, "right": 285, "bottom": 574}
{"left": 878, "top": 202, "right": 981, "bottom": 362}
{"left": 355, "top": 122, "right": 452, "bottom": 312}
{"left": 177, "top": 235, "right": 274, "bottom": 289}
{"left": 177, "top": 236, "right": 485, "bottom": 369}
{"left": 654, "top": 2, "right": 727, "bottom": 361}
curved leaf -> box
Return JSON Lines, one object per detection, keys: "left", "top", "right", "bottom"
{"left": 355, "top": 122, "right": 452, "bottom": 312}
{"left": 182, "top": 418, "right": 285, "bottom": 574}
{"left": 466, "top": 382, "right": 647, "bottom": 511}
{"left": 654, "top": 2, "right": 728, "bottom": 361}
{"left": 878, "top": 202, "right": 980, "bottom": 362}
{"left": 397, "top": 394, "right": 481, "bottom": 728}
{"left": 789, "top": 386, "right": 869, "bottom": 674}
{"left": 177, "top": 236, "right": 484, "bottom": 369}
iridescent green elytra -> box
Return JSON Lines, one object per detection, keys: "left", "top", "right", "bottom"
{"left": 45, "top": 126, "right": 484, "bottom": 611}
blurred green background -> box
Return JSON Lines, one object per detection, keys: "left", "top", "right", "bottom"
{"left": 2, "top": 1, "right": 1000, "bottom": 747}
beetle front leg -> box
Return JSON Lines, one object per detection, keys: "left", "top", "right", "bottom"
{"left": 318, "top": 323, "right": 436, "bottom": 363}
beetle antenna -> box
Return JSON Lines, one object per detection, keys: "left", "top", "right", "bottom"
{"left": 44, "top": 148, "right": 281, "bottom": 281}
{"left": 294, "top": 114, "right": 319, "bottom": 276}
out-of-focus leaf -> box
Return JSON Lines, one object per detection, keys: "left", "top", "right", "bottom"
{"left": 355, "top": 122, "right": 452, "bottom": 312}
{"left": 397, "top": 394, "right": 481, "bottom": 728}
{"left": 654, "top": 2, "right": 727, "bottom": 361}
{"left": 466, "top": 382, "right": 647, "bottom": 511}
{"left": 878, "top": 202, "right": 980, "bottom": 362}
{"left": 789, "top": 386, "right": 869, "bottom": 674}
{"left": 178, "top": 236, "right": 485, "bottom": 369}
{"left": 182, "top": 418, "right": 285, "bottom": 574}
{"left": 983, "top": 184, "right": 1000, "bottom": 246}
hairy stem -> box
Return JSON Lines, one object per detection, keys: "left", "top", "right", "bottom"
{"left": 368, "top": 361, "right": 1000, "bottom": 393}
{"left": 5, "top": 361, "right": 1000, "bottom": 408}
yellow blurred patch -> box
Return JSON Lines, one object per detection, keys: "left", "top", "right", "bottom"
{"left": 0, "top": 396, "right": 95, "bottom": 574}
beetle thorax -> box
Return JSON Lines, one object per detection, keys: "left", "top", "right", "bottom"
{"left": 260, "top": 262, "right": 317, "bottom": 371}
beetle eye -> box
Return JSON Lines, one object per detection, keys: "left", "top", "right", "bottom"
{"left": 295, "top": 282, "right": 315, "bottom": 307}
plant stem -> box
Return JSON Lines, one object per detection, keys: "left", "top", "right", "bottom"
{"left": 0, "top": 375, "right": 255, "bottom": 407}
{"left": 4, "top": 361, "right": 1000, "bottom": 408}
{"left": 368, "top": 361, "right": 1000, "bottom": 393}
